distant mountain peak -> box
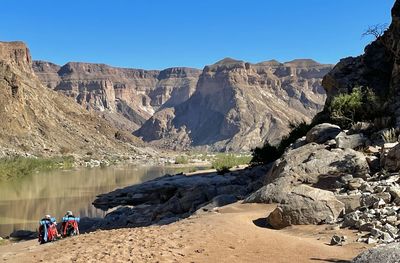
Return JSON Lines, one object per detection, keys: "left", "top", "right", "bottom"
{"left": 284, "top": 59, "right": 321, "bottom": 67}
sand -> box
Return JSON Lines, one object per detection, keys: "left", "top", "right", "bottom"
{"left": 0, "top": 203, "right": 369, "bottom": 263}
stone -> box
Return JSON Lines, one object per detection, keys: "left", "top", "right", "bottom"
{"left": 306, "top": 123, "right": 342, "bottom": 144}
{"left": 382, "top": 232, "right": 395, "bottom": 242}
{"left": 366, "top": 156, "right": 380, "bottom": 171}
{"left": 365, "top": 146, "right": 380, "bottom": 154}
{"left": 359, "top": 223, "right": 374, "bottom": 232}
{"left": 342, "top": 211, "right": 360, "bottom": 228}
{"left": 366, "top": 237, "right": 378, "bottom": 244}
{"left": 352, "top": 243, "right": 400, "bottom": 263}
{"left": 348, "top": 178, "right": 365, "bottom": 190}
{"left": 335, "top": 133, "right": 366, "bottom": 149}
{"left": 370, "top": 228, "right": 384, "bottom": 238}
{"left": 383, "top": 223, "right": 398, "bottom": 237}
{"left": 359, "top": 182, "right": 374, "bottom": 193}
{"left": 336, "top": 195, "right": 361, "bottom": 213}
{"left": 382, "top": 143, "right": 400, "bottom": 172}
{"left": 389, "top": 186, "right": 400, "bottom": 202}
{"left": 360, "top": 194, "right": 380, "bottom": 208}
{"left": 373, "top": 199, "right": 386, "bottom": 209}
{"left": 340, "top": 174, "right": 354, "bottom": 184}
{"left": 330, "top": 235, "right": 343, "bottom": 245}
{"left": 266, "top": 185, "right": 344, "bottom": 229}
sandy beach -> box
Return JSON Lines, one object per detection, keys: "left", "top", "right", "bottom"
{"left": 0, "top": 202, "right": 368, "bottom": 263}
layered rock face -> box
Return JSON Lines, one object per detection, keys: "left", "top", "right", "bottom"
{"left": 322, "top": 0, "right": 400, "bottom": 125}
{"left": 136, "top": 58, "right": 332, "bottom": 151}
{"left": 33, "top": 61, "right": 201, "bottom": 131}
{"left": 0, "top": 41, "right": 141, "bottom": 156}
{"left": 34, "top": 57, "right": 331, "bottom": 152}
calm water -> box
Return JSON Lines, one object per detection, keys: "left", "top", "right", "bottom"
{"left": 0, "top": 165, "right": 200, "bottom": 237}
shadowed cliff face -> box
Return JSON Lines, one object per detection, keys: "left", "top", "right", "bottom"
{"left": 33, "top": 61, "right": 201, "bottom": 131}
{"left": 322, "top": 0, "right": 400, "bottom": 125}
{"left": 136, "top": 58, "right": 332, "bottom": 151}
{"left": 0, "top": 41, "right": 141, "bottom": 156}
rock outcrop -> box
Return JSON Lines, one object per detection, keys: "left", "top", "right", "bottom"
{"left": 245, "top": 141, "right": 369, "bottom": 204}
{"left": 0, "top": 41, "right": 142, "bottom": 156}
{"left": 90, "top": 166, "right": 267, "bottom": 230}
{"left": 322, "top": 0, "right": 400, "bottom": 126}
{"left": 136, "top": 58, "right": 332, "bottom": 151}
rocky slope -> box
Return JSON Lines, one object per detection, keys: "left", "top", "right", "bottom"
{"left": 136, "top": 58, "right": 332, "bottom": 151}
{"left": 0, "top": 41, "right": 143, "bottom": 157}
{"left": 33, "top": 61, "right": 201, "bottom": 131}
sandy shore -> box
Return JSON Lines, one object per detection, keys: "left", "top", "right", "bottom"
{"left": 0, "top": 202, "right": 368, "bottom": 263}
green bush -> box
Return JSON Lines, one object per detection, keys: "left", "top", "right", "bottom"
{"left": 0, "top": 156, "right": 74, "bottom": 180}
{"left": 251, "top": 121, "right": 313, "bottom": 165}
{"left": 329, "top": 86, "right": 386, "bottom": 128}
{"left": 175, "top": 155, "right": 189, "bottom": 164}
{"left": 251, "top": 142, "right": 281, "bottom": 165}
{"left": 277, "top": 122, "right": 311, "bottom": 153}
{"left": 212, "top": 154, "right": 251, "bottom": 174}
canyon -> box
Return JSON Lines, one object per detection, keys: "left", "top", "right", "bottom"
{"left": 34, "top": 58, "right": 332, "bottom": 152}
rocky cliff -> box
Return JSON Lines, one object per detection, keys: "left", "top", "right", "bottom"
{"left": 34, "top": 57, "right": 332, "bottom": 152}
{"left": 136, "top": 58, "right": 332, "bottom": 151}
{"left": 0, "top": 41, "right": 142, "bottom": 156}
{"left": 33, "top": 61, "right": 201, "bottom": 131}
{"left": 322, "top": 0, "right": 400, "bottom": 125}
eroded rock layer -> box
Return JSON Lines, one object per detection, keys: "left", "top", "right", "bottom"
{"left": 0, "top": 41, "right": 141, "bottom": 156}
{"left": 136, "top": 58, "right": 332, "bottom": 151}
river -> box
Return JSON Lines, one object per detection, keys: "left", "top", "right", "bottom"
{"left": 0, "top": 164, "right": 203, "bottom": 237}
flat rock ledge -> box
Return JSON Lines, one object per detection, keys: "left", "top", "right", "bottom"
{"left": 90, "top": 166, "right": 268, "bottom": 230}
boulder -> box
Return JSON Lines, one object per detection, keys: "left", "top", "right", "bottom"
{"left": 335, "top": 133, "right": 367, "bottom": 149}
{"left": 348, "top": 178, "right": 365, "bottom": 190}
{"left": 246, "top": 143, "right": 369, "bottom": 204}
{"left": 336, "top": 195, "right": 361, "bottom": 213}
{"left": 352, "top": 243, "right": 400, "bottom": 263}
{"left": 10, "top": 230, "right": 37, "bottom": 240}
{"left": 382, "top": 143, "right": 400, "bottom": 172}
{"left": 266, "top": 185, "right": 344, "bottom": 229}
{"left": 366, "top": 155, "right": 380, "bottom": 172}
{"left": 306, "top": 123, "right": 342, "bottom": 144}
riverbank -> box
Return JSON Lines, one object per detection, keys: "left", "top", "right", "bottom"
{"left": 0, "top": 202, "right": 369, "bottom": 263}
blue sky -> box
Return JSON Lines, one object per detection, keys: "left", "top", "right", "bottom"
{"left": 0, "top": 0, "right": 395, "bottom": 69}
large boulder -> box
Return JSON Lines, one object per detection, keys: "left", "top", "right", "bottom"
{"left": 306, "top": 123, "right": 342, "bottom": 144}
{"left": 381, "top": 143, "right": 400, "bottom": 172}
{"left": 245, "top": 143, "right": 369, "bottom": 203}
{"left": 335, "top": 133, "right": 367, "bottom": 149}
{"left": 352, "top": 243, "right": 400, "bottom": 263}
{"left": 266, "top": 185, "right": 344, "bottom": 229}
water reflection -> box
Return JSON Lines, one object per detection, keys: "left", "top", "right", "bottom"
{"left": 0, "top": 165, "right": 198, "bottom": 237}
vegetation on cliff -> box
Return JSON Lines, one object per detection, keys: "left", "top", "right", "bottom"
{"left": 328, "top": 86, "right": 388, "bottom": 128}
{"left": 251, "top": 122, "right": 313, "bottom": 165}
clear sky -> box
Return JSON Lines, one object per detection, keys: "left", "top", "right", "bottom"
{"left": 0, "top": 0, "right": 395, "bottom": 69}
